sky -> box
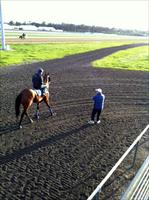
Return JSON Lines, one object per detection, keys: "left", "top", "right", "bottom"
{"left": 1, "top": 0, "right": 149, "bottom": 31}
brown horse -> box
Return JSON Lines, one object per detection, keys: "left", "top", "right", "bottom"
{"left": 15, "top": 73, "right": 54, "bottom": 129}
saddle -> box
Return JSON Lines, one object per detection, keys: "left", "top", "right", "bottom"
{"left": 33, "top": 88, "right": 48, "bottom": 97}
{"left": 34, "top": 89, "right": 42, "bottom": 97}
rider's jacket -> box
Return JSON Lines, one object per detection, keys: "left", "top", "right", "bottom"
{"left": 32, "top": 73, "right": 43, "bottom": 89}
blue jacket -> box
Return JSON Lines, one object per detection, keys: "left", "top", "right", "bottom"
{"left": 93, "top": 93, "right": 105, "bottom": 110}
{"left": 32, "top": 73, "right": 43, "bottom": 89}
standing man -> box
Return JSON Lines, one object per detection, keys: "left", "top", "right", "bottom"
{"left": 88, "top": 88, "right": 105, "bottom": 124}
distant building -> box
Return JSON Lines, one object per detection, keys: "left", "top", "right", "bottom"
{"left": 3, "top": 24, "right": 14, "bottom": 30}
{"left": 55, "top": 29, "right": 63, "bottom": 32}
{"left": 37, "top": 26, "right": 56, "bottom": 31}
{"left": 19, "top": 25, "right": 38, "bottom": 31}
{"left": 37, "top": 26, "right": 63, "bottom": 32}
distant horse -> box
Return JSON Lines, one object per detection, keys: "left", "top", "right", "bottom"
{"left": 19, "top": 33, "right": 26, "bottom": 39}
{"left": 15, "top": 73, "right": 54, "bottom": 129}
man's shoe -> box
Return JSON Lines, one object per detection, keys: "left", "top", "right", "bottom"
{"left": 97, "top": 120, "right": 101, "bottom": 124}
{"left": 88, "top": 120, "right": 95, "bottom": 124}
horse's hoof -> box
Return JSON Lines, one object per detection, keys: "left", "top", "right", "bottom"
{"left": 50, "top": 112, "right": 56, "bottom": 117}
{"left": 19, "top": 125, "right": 22, "bottom": 129}
{"left": 34, "top": 114, "right": 39, "bottom": 120}
{"left": 49, "top": 113, "right": 52, "bottom": 117}
{"left": 53, "top": 112, "right": 56, "bottom": 116}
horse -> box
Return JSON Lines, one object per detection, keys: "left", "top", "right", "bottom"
{"left": 15, "top": 72, "right": 54, "bottom": 129}
{"left": 19, "top": 33, "right": 26, "bottom": 39}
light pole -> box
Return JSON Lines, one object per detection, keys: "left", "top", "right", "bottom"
{"left": 0, "top": 0, "right": 6, "bottom": 50}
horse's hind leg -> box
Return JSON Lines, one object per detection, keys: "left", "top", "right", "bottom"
{"left": 34, "top": 104, "right": 40, "bottom": 120}
{"left": 19, "top": 110, "right": 33, "bottom": 129}
{"left": 24, "top": 101, "right": 34, "bottom": 123}
{"left": 19, "top": 105, "right": 33, "bottom": 128}
{"left": 19, "top": 110, "right": 25, "bottom": 129}
{"left": 25, "top": 112, "right": 33, "bottom": 123}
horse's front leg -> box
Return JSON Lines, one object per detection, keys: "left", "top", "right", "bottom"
{"left": 43, "top": 96, "right": 55, "bottom": 116}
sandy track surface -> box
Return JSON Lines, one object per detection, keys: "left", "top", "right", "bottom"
{"left": 6, "top": 37, "right": 115, "bottom": 43}
{"left": 0, "top": 43, "right": 149, "bottom": 200}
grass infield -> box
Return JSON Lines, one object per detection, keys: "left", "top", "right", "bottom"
{"left": 0, "top": 40, "right": 148, "bottom": 71}
{"left": 92, "top": 46, "right": 149, "bottom": 71}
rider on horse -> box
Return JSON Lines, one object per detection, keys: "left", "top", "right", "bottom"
{"left": 32, "top": 68, "right": 47, "bottom": 96}
{"left": 16, "top": 70, "right": 54, "bottom": 128}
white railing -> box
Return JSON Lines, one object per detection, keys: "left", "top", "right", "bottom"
{"left": 87, "top": 124, "right": 149, "bottom": 200}
{"left": 121, "top": 155, "right": 149, "bottom": 200}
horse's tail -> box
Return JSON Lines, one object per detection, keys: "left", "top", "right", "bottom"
{"left": 15, "top": 93, "right": 22, "bottom": 118}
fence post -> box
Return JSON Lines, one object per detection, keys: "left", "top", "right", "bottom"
{"left": 96, "top": 189, "right": 100, "bottom": 200}
{"left": 129, "top": 141, "right": 139, "bottom": 169}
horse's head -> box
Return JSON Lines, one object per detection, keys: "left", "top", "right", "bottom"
{"left": 43, "top": 72, "right": 51, "bottom": 88}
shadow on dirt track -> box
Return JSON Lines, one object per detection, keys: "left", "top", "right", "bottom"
{"left": 0, "top": 123, "right": 90, "bottom": 165}
{"left": 0, "top": 43, "right": 149, "bottom": 200}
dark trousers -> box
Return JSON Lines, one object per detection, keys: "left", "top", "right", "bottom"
{"left": 91, "top": 108, "right": 102, "bottom": 121}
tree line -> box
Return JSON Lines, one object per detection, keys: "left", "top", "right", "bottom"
{"left": 8, "top": 21, "right": 148, "bottom": 36}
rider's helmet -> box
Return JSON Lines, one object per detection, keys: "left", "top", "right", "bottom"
{"left": 37, "top": 68, "right": 44, "bottom": 75}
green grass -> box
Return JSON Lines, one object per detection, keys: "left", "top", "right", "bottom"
{"left": 92, "top": 46, "right": 149, "bottom": 71}
{"left": 0, "top": 41, "right": 146, "bottom": 67}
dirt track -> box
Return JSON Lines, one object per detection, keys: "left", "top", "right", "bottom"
{"left": 0, "top": 43, "right": 149, "bottom": 200}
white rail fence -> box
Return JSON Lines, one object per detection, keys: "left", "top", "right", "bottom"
{"left": 121, "top": 155, "right": 149, "bottom": 200}
{"left": 87, "top": 124, "right": 149, "bottom": 200}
